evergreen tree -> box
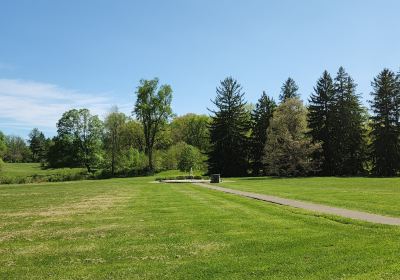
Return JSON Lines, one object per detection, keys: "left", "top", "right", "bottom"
{"left": 279, "top": 77, "right": 299, "bottom": 102}
{"left": 28, "top": 128, "right": 47, "bottom": 162}
{"left": 331, "top": 67, "right": 367, "bottom": 175}
{"left": 208, "top": 77, "right": 250, "bottom": 176}
{"left": 250, "top": 91, "right": 276, "bottom": 175}
{"left": 308, "top": 71, "right": 335, "bottom": 175}
{"left": 369, "top": 69, "right": 400, "bottom": 176}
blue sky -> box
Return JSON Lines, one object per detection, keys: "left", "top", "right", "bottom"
{"left": 1, "top": 0, "right": 399, "bottom": 137}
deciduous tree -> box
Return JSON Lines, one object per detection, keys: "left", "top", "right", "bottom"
{"left": 56, "top": 109, "right": 104, "bottom": 172}
{"left": 134, "top": 78, "right": 173, "bottom": 172}
{"left": 263, "top": 98, "right": 320, "bottom": 176}
{"left": 104, "top": 108, "right": 127, "bottom": 176}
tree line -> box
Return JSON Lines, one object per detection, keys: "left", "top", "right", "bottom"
{"left": 1, "top": 67, "right": 399, "bottom": 177}
{"left": 208, "top": 67, "right": 400, "bottom": 177}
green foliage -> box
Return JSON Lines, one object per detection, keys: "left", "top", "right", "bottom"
{"left": 263, "top": 98, "right": 321, "bottom": 176}
{"left": 331, "top": 67, "right": 367, "bottom": 175}
{"left": 170, "top": 113, "right": 211, "bottom": 152}
{"left": 134, "top": 78, "right": 173, "bottom": 171}
{"left": 0, "top": 158, "right": 4, "bottom": 171}
{"left": 178, "top": 143, "right": 205, "bottom": 172}
{"left": 250, "top": 91, "right": 276, "bottom": 175}
{"left": 279, "top": 77, "right": 299, "bottom": 102}
{"left": 208, "top": 77, "right": 251, "bottom": 177}
{"left": 3, "top": 135, "right": 31, "bottom": 163}
{"left": 160, "top": 142, "right": 206, "bottom": 172}
{"left": 308, "top": 70, "right": 336, "bottom": 175}
{"left": 104, "top": 109, "right": 128, "bottom": 175}
{"left": 121, "top": 119, "right": 145, "bottom": 151}
{"left": 370, "top": 69, "right": 400, "bottom": 176}
{"left": 56, "top": 108, "right": 104, "bottom": 172}
{"left": 28, "top": 128, "right": 47, "bottom": 162}
{"left": 46, "top": 136, "right": 81, "bottom": 168}
{"left": 0, "top": 131, "right": 7, "bottom": 158}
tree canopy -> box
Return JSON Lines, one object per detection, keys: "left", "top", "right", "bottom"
{"left": 263, "top": 98, "right": 321, "bottom": 176}
{"left": 134, "top": 78, "right": 173, "bottom": 172}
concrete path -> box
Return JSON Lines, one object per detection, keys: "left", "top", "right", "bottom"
{"left": 193, "top": 183, "right": 400, "bottom": 226}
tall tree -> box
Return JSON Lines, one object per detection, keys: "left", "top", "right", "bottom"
{"left": 208, "top": 77, "right": 250, "bottom": 177}
{"left": 28, "top": 128, "right": 47, "bottom": 162}
{"left": 279, "top": 77, "right": 299, "bottom": 102}
{"left": 263, "top": 98, "right": 321, "bottom": 176}
{"left": 369, "top": 69, "right": 400, "bottom": 176}
{"left": 104, "top": 108, "right": 127, "bottom": 176}
{"left": 331, "top": 67, "right": 367, "bottom": 175}
{"left": 308, "top": 71, "right": 336, "bottom": 175}
{"left": 134, "top": 78, "right": 173, "bottom": 172}
{"left": 56, "top": 109, "right": 104, "bottom": 173}
{"left": 250, "top": 91, "right": 276, "bottom": 175}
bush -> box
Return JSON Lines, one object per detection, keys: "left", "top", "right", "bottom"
{"left": 0, "top": 158, "right": 4, "bottom": 171}
{"left": 159, "top": 142, "right": 207, "bottom": 172}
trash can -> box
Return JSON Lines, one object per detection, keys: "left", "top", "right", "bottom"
{"left": 210, "top": 174, "right": 221, "bottom": 183}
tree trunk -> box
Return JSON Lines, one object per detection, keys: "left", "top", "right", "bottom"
{"left": 148, "top": 148, "right": 153, "bottom": 172}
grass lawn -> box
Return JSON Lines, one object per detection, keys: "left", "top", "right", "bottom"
{"left": 0, "top": 163, "right": 85, "bottom": 178}
{"left": 0, "top": 177, "right": 400, "bottom": 279}
{"left": 219, "top": 177, "right": 400, "bottom": 217}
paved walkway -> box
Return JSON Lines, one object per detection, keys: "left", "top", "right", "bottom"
{"left": 193, "top": 183, "right": 400, "bottom": 226}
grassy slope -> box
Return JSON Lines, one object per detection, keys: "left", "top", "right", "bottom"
{"left": 0, "top": 178, "right": 399, "bottom": 279}
{"left": 219, "top": 177, "right": 400, "bottom": 217}
{"left": 0, "top": 163, "right": 85, "bottom": 177}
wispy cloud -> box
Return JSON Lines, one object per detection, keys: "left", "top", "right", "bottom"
{"left": 0, "top": 79, "right": 119, "bottom": 134}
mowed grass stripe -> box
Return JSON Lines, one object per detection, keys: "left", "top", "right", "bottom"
{"left": 220, "top": 177, "right": 400, "bottom": 217}
{"left": 0, "top": 179, "right": 399, "bottom": 279}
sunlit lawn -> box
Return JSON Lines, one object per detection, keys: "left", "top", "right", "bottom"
{"left": 0, "top": 177, "right": 400, "bottom": 279}
{"left": 220, "top": 177, "right": 400, "bottom": 217}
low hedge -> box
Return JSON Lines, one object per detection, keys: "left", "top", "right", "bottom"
{"left": 155, "top": 175, "right": 208, "bottom": 181}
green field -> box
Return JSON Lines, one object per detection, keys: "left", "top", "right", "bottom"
{"left": 0, "top": 163, "right": 86, "bottom": 183}
{"left": 1, "top": 177, "right": 400, "bottom": 279}
{"left": 220, "top": 177, "right": 400, "bottom": 217}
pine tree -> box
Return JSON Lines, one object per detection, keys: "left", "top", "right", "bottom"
{"left": 28, "top": 128, "right": 47, "bottom": 162}
{"left": 308, "top": 71, "right": 335, "bottom": 175}
{"left": 331, "top": 67, "right": 366, "bottom": 175}
{"left": 208, "top": 77, "right": 250, "bottom": 177}
{"left": 370, "top": 69, "right": 400, "bottom": 176}
{"left": 250, "top": 91, "right": 276, "bottom": 175}
{"left": 279, "top": 77, "right": 299, "bottom": 102}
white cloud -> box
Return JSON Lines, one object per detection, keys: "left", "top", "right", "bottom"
{"left": 0, "top": 79, "right": 119, "bottom": 133}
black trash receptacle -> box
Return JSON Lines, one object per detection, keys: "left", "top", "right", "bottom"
{"left": 210, "top": 174, "right": 221, "bottom": 183}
